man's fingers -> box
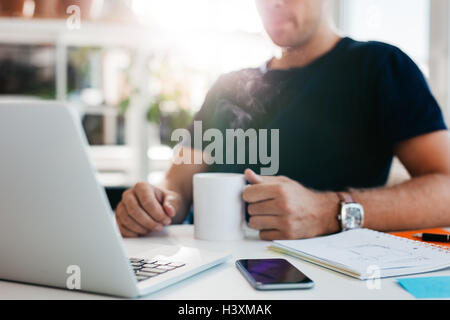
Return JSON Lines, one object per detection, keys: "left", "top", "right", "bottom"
{"left": 121, "top": 191, "right": 164, "bottom": 230}
{"left": 117, "top": 221, "right": 139, "bottom": 238}
{"left": 134, "top": 183, "right": 171, "bottom": 225}
{"left": 259, "top": 230, "right": 284, "bottom": 241}
{"left": 163, "top": 193, "right": 180, "bottom": 218}
{"left": 116, "top": 205, "right": 138, "bottom": 237}
{"left": 153, "top": 186, "right": 164, "bottom": 203}
{"left": 244, "top": 169, "right": 285, "bottom": 185}
{"left": 116, "top": 203, "right": 149, "bottom": 235}
{"left": 153, "top": 185, "right": 179, "bottom": 218}
{"left": 247, "top": 199, "right": 282, "bottom": 216}
{"left": 244, "top": 169, "right": 264, "bottom": 184}
{"left": 249, "top": 215, "right": 282, "bottom": 230}
{"left": 243, "top": 183, "right": 282, "bottom": 203}
{"left": 115, "top": 182, "right": 182, "bottom": 238}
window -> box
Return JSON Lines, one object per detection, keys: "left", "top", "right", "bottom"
{"left": 340, "top": 0, "right": 430, "bottom": 76}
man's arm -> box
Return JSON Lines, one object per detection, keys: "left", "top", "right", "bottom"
{"left": 115, "top": 148, "right": 208, "bottom": 237}
{"left": 354, "top": 130, "right": 450, "bottom": 231}
{"left": 159, "top": 148, "right": 208, "bottom": 224}
{"left": 244, "top": 131, "right": 450, "bottom": 240}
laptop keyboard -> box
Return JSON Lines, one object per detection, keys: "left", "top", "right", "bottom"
{"left": 129, "top": 258, "right": 186, "bottom": 282}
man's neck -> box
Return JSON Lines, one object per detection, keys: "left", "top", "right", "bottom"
{"left": 269, "top": 24, "right": 341, "bottom": 70}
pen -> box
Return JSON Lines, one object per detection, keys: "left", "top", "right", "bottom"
{"left": 413, "top": 233, "right": 450, "bottom": 243}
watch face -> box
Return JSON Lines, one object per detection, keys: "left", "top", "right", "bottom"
{"left": 342, "top": 204, "right": 364, "bottom": 230}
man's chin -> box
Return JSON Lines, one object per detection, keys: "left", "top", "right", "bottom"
{"left": 270, "top": 37, "right": 302, "bottom": 49}
{"left": 270, "top": 34, "right": 315, "bottom": 52}
{"left": 266, "top": 30, "right": 304, "bottom": 48}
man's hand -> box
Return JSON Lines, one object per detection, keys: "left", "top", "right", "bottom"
{"left": 115, "top": 182, "right": 182, "bottom": 238}
{"left": 243, "top": 169, "right": 339, "bottom": 240}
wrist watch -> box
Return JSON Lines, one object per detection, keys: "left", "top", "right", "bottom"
{"left": 337, "top": 192, "right": 364, "bottom": 231}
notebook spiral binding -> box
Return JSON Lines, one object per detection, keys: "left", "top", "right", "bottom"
{"left": 367, "top": 229, "right": 450, "bottom": 253}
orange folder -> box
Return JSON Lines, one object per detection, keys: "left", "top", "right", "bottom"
{"left": 390, "top": 228, "right": 450, "bottom": 249}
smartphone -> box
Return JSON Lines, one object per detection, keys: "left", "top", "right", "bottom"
{"left": 235, "top": 258, "right": 314, "bottom": 290}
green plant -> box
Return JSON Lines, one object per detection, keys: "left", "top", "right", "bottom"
{"left": 118, "top": 54, "right": 198, "bottom": 146}
{"left": 145, "top": 92, "right": 194, "bottom": 147}
{"left": 146, "top": 96, "right": 163, "bottom": 123}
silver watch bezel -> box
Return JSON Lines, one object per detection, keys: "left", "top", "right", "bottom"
{"left": 339, "top": 203, "right": 364, "bottom": 231}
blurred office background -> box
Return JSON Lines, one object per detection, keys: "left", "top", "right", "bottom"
{"left": 0, "top": 0, "right": 448, "bottom": 206}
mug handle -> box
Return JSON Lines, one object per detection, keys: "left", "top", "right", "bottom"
{"left": 244, "top": 179, "right": 250, "bottom": 225}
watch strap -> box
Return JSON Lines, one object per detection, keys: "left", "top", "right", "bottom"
{"left": 337, "top": 192, "right": 355, "bottom": 204}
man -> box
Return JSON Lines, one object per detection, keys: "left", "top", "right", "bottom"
{"left": 115, "top": 0, "right": 450, "bottom": 240}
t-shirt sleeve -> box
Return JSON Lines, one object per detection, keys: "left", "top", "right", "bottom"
{"left": 375, "top": 47, "right": 447, "bottom": 148}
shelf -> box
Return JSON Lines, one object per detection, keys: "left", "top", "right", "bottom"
{"left": 90, "top": 145, "right": 172, "bottom": 187}
{"left": 89, "top": 145, "right": 131, "bottom": 169}
{"left": 96, "top": 171, "right": 132, "bottom": 188}
{"left": 0, "top": 17, "right": 267, "bottom": 48}
{"left": 71, "top": 103, "right": 122, "bottom": 116}
{"left": 0, "top": 17, "right": 157, "bottom": 48}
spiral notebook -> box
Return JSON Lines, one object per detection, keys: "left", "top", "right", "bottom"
{"left": 269, "top": 229, "right": 450, "bottom": 280}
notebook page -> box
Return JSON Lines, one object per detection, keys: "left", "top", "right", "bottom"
{"left": 274, "top": 229, "right": 450, "bottom": 278}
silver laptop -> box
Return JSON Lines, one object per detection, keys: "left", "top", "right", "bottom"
{"left": 0, "top": 101, "right": 230, "bottom": 298}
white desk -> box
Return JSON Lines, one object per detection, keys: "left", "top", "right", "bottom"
{"left": 1, "top": 225, "right": 449, "bottom": 300}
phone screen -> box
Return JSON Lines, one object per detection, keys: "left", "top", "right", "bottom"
{"left": 236, "top": 259, "right": 313, "bottom": 286}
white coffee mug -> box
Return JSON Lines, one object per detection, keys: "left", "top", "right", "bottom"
{"left": 193, "top": 173, "right": 246, "bottom": 241}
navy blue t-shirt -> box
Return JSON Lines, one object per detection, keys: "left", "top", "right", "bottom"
{"left": 189, "top": 37, "right": 447, "bottom": 191}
